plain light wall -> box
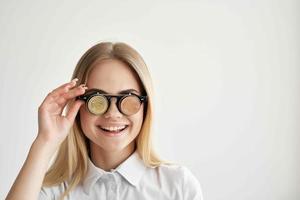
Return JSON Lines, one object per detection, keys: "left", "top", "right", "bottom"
{"left": 0, "top": 0, "right": 299, "bottom": 199}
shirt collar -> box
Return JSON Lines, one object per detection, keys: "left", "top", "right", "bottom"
{"left": 82, "top": 151, "right": 147, "bottom": 195}
{"left": 114, "top": 150, "right": 147, "bottom": 187}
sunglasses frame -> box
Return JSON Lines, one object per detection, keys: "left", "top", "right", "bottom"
{"left": 76, "top": 90, "right": 147, "bottom": 116}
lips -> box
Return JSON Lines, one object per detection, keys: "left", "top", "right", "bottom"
{"left": 99, "top": 125, "right": 128, "bottom": 132}
{"left": 97, "top": 124, "right": 129, "bottom": 136}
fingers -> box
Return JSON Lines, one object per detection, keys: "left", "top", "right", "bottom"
{"left": 57, "top": 85, "right": 86, "bottom": 118}
{"left": 55, "top": 84, "right": 88, "bottom": 106}
{"left": 42, "top": 78, "right": 82, "bottom": 105}
{"left": 66, "top": 99, "right": 85, "bottom": 122}
{"left": 50, "top": 78, "right": 79, "bottom": 99}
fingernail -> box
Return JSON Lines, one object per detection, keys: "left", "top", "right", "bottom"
{"left": 72, "top": 78, "right": 79, "bottom": 82}
{"left": 79, "top": 84, "right": 86, "bottom": 88}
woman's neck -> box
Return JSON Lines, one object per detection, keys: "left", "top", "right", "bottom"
{"left": 89, "top": 141, "right": 136, "bottom": 171}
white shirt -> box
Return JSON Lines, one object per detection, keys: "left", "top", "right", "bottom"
{"left": 39, "top": 151, "right": 203, "bottom": 200}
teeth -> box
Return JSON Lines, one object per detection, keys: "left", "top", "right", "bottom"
{"left": 100, "top": 125, "right": 126, "bottom": 131}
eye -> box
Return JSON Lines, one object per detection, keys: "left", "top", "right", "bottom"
{"left": 120, "top": 95, "right": 142, "bottom": 115}
{"left": 87, "top": 95, "right": 109, "bottom": 115}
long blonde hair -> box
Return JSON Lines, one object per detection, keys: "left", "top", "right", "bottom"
{"left": 41, "top": 41, "right": 168, "bottom": 199}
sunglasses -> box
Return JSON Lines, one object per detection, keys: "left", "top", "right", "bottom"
{"left": 76, "top": 89, "right": 147, "bottom": 116}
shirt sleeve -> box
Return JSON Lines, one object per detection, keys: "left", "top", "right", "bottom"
{"left": 38, "top": 180, "right": 69, "bottom": 200}
{"left": 181, "top": 166, "right": 204, "bottom": 200}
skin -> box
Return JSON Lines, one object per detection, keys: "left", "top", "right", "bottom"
{"left": 79, "top": 58, "right": 144, "bottom": 171}
{"left": 5, "top": 58, "right": 145, "bottom": 200}
{"left": 6, "top": 78, "right": 87, "bottom": 199}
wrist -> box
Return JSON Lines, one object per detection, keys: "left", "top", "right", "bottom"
{"left": 32, "top": 135, "right": 59, "bottom": 160}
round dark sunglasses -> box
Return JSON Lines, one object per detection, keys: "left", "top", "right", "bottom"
{"left": 76, "top": 89, "right": 147, "bottom": 116}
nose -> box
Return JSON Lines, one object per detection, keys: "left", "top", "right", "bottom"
{"left": 103, "top": 97, "right": 122, "bottom": 119}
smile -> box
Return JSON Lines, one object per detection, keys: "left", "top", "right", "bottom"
{"left": 97, "top": 125, "right": 129, "bottom": 136}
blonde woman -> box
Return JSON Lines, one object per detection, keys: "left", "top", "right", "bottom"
{"left": 6, "top": 42, "right": 203, "bottom": 200}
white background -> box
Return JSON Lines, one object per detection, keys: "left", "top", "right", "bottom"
{"left": 0, "top": 0, "right": 299, "bottom": 199}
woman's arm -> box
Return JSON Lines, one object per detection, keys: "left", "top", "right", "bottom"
{"left": 5, "top": 136, "right": 57, "bottom": 200}
{"left": 5, "top": 78, "right": 87, "bottom": 200}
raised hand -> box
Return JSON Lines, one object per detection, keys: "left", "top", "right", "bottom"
{"left": 37, "top": 78, "right": 88, "bottom": 146}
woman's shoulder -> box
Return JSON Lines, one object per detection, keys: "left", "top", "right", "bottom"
{"left": 154, "top": 163, "right": 200, "bottom": 183}
{"left": 38, "top": 181, "right": 68, "bottom": 199}
{"left": 155, "top": 163, "right": 187, "bottom": 176}
{"left": 149, "top": 163, "right": 203, "bottom": 199}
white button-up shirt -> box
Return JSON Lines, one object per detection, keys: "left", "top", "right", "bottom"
{"left": 39, "top": 151, "right": 203, "bottom": 200}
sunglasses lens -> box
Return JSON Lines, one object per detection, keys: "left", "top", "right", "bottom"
{"left": 87, "top": 95, "right": 108, "bottom": 115}
{"left": 120, "top": 95, "right": 141, "bottom": 115}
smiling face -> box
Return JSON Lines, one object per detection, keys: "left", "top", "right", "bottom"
{"left": 79, "top": 59, "right": 145, "bottom": 153}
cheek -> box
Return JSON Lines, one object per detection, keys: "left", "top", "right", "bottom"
{"left": 79, "top": 107, "right": 95, "bottom": 134}
{"left": 130, "top": 108, "right": 144, "bottom": 133}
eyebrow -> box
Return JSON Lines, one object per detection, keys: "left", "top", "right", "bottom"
{"left": 86, "top": 88, "right": 140, "bottom": 95}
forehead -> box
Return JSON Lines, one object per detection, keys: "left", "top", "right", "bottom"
{"left": 86, "top": 59, "right": 142, "bottom": 93}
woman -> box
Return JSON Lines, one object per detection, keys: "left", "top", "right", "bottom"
{"left": 6, "top": 41, "right": 203, "bottom": 200}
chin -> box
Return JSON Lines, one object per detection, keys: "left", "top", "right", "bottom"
{"left": 94, "top": 140, "right": 134, "bottom": 153}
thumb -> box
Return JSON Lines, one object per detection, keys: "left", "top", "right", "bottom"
{"left": 66, "top": 100, "right": 85, "bottom": 122}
